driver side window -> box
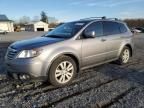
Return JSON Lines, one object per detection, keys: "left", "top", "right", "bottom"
{"left": 84, "top": 21, "right": 103, "bottom": 37}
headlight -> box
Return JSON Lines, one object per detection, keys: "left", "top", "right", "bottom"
{"left": 16, "top": 49, "right": 42, "bottom": 58}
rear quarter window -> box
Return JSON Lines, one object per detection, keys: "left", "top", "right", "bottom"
{"left": 119, "top": 23, "right": 128, "bottom": 33}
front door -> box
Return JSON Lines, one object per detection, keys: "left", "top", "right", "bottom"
{"left": 81, "top": 21, "right": 107, "bottom": 67}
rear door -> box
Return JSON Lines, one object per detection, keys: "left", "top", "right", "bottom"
{"left": 102, "top": 21, "right": 125, "bottom": 60}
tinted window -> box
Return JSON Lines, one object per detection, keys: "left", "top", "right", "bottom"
{"left": 103, "top": 21, "right": 121, "bottom": 35}
{"left": 85, "top": 21, "right": 103, "bottom": 37}
{"left": 119, "top": 23, "right": 127, "bottom": 33}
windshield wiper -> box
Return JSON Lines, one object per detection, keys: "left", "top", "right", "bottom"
{"left": 45, "top": 35, "right": 61, "bottom": 38}
{"left": 45, "top": 35, "right": 69, "bottom": 39}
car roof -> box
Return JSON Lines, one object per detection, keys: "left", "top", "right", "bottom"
{"left": 72, "top": 17, "right": 124, "bottom": 24}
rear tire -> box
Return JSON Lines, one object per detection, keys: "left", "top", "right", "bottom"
{"left": 48, "top": 55, "right": 77, "bottom": 87}
{"left": 117, "top": 46, "right": 131, "bottom": 65}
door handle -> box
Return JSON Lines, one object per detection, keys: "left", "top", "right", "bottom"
{"left": 101, "top": 39, "right": 106, "bottom": 42}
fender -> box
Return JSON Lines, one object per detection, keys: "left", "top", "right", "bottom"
{"left": 41, "top": 47, "right": 81, "bottom": 76}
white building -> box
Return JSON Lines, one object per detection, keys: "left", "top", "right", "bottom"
{"left": 25, "top": 21, "right": 49, "bottom": 32}
{"left": 0, "top": 15, "right": 14, "bottom": 32}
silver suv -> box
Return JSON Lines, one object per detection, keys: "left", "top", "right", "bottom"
{"left": 5, "top": 17, "right": 134, "bottom": 87}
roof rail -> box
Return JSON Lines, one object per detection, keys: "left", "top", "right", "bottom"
{"left": 80, "top": 16, "right": 119, "bottom": 21}
{"left": 80, "top": 16, "right": 106, "bottom": 20}
{"left": 108, "top": 18, "right": 119, "bottom": 20}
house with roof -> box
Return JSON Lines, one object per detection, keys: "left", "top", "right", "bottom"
{"left": 0, "top": 14, "right": 14, "bottom": 32}
{"left": 25, "top": 21, "right": 49, "bottom": 32}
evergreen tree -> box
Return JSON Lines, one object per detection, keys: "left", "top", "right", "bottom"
{"left": 40, "top": 11, "right": 48, "bottom": 23}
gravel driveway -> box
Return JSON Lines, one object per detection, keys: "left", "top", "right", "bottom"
{"left": 0, "top": 33, "right": 144, "bottom": 108}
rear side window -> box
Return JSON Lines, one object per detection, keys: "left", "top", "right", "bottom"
{"left": 119, "top": 23, "right": 128, "bottom": 33}
{"left": 103, "top": 21, "right": 121, "bottom": 35}
{"left": 85, "top": 21, "right": 103, "bottom": 37}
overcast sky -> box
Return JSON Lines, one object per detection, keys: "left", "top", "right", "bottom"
{"left": 0, "top": 0, "right": 144, "bottom": 22}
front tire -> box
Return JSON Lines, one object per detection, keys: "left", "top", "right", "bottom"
{"left": 117, "top": 46, "right": 130, "bottom": 65}
{"left": 48, "top": 55, "right": 77, "bottom": 87}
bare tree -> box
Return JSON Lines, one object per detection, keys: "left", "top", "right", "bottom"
{"left": 124, "top": 19, "right": 144, "bottom": 28}
{"left": 32, "top": 16, "right": 40, "bottom": 22}
{"left": 19, "top": 16, "right": 31, "bottom": 25}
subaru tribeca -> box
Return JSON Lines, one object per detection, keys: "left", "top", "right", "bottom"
{"left": 5, "top": 17, "right": 134, "bottom": 87}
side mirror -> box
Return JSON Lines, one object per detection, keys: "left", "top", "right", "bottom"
{"left": 84, "top": 30, "right": 96, "bottom": 38}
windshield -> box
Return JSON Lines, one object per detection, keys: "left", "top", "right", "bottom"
{"left": 45, "top": 21, "right": 88, "bottom": 38}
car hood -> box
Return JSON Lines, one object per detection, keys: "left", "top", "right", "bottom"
{"left": 10, "top": 37, "right": 65, "bottom": 50}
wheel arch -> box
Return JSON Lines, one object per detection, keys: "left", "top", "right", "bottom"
{"left": 118, "top": 43, "right": 133, "bottom": 57}
{"left": 46, "top": 52, "right": 80, "bottom": 76}
{"left": 125, "top": 44, "right": 133, "bottom": 57}
{"left": 64, "top": 53, "right": 80, "bottom": 73}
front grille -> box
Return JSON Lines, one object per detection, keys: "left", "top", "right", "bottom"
{"left": 6, "top": 47, "right": 18, "bottom": 60}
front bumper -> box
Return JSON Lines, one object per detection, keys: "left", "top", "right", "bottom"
{"left": 5, "top": 57, "right": 48, "bottom": 78}
{"left": 7, "top": 71, "right": 47, "bottom": 82}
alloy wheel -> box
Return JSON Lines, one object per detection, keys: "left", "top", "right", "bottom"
{"left": 55, "top": 61, "right": 74, "bottom": 84}
{"left": 122, "top": 49, "right": 130, "bottom": 63}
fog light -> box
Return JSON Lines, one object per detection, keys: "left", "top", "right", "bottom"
{"left": 19, "top": 75, "right": 30, "bottom": 80}
{"left": 26, "top": 75, "right": 30, "bottom": 79}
